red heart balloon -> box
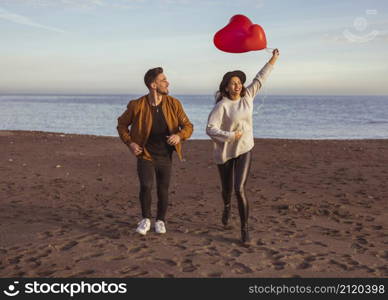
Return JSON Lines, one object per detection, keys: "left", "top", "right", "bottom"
{"left": 214, "top": 15, "right": 267, "bottom": 53}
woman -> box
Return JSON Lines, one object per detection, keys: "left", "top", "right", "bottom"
{"left": 206, "top": 49, "right": 279, "bottom": 244}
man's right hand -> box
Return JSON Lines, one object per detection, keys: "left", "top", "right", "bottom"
{"left": 128, "top": 142, "right": 143, "bottom": 156}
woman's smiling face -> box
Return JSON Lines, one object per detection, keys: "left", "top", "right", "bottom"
{"left": 226, "top": 76, "right": 242, "bottom": 98}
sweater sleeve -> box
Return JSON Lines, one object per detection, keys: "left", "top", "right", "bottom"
{"left": 206, "top": 103, "right": 235, "bottom": 143}
{"left": 245, "top": 62, "right": 273, "bottom": 100}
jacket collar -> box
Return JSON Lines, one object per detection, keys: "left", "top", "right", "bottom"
{"left": 144, "top": 94, "right": 167, "bottom": 107}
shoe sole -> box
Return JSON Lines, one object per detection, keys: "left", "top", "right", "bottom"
{"left": 136, "top": 227, "right": 150, "bottom": 235}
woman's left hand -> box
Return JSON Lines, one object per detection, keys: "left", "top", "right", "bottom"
{"left": 269, "top": 48, "right": 279, "bottom": 65}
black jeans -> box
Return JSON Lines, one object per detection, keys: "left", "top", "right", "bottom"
{"left": 137, "top": 157, "right": 172, "bottom": 222}
{"left": 217, "top": 151, "right": 252, "bottom": 228}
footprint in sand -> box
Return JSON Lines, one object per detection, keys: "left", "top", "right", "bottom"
{"left": 25, "top": 257, "right": 42, "bottom": 268}
{"left": 371, "top": 225, "right": 383, "bottom": 230}
{"left": 38, "top": 231, "right": 54, "bottom": 238}
{"left": 120, "top": 266, "right": 139, "bottom": 274}
{"left": 297, "top": 262, "right": 311, "bottom": 270}
{"left": 207, "top": 272, "right": 223, "bottom": 277}
{"left": 74, "top": 252, "right": 104, "bottom": 263}
{"left": 264, "top": 248, "right": 280, "bottom": 259}
{"left": 304, "top": 255, "right": 316, "bottom": 263}
{"left": 182, "top": 259, "right": 197, "bottom": 273}
{"left": 351, "top": 242, "right": 367, "bottom": 254}
{"left": 376, "top": 266, "right": 388, "bottom": 276}
{"left": 8, "top": 255, "right": 23, "bottom": 264}
{"left": 230, "top": 249, "right": 242, "bottom": 258}
{"left": 313, "top": 241, "right": 328, "bottom": 247}
{"left": 357, "top": 265, "right": 376, "bottom": 274}
{"left": 60, "top": 241, "right": 78, "bottom": 251}
{"left": 376, "top": 250, "right": 388, "bottom": 260}
{"left": 202, "top": 238, "right": 212, "bottom": 246}
{"left": 127, "top": 246, "right": 143, "bottom": 254}
{"left": 355, "top": 236, "right": 368, "bottom": 245}
{"left": 131, "top": 271, "right": 148, "bottom": 277}
{"left": 12, "top": 271, "right": 27, "bottom": 277}
{"left": 155, "top": 258, "right": 178, "bottom": 267}
{"left": 342, "top": 255, "right": 359, "bottom": 266}
{"left": 232, "top": 263, "right": 253, "bottom": 274}
{"left": 109, "top": 255, "right": 127, "bottom": 261}
{"left": 69, "top": 270, "right": 95, "bottom": 277}
{"left": 272, "top": 260, "right": 286, "bottom": 270}
{"left": 37, "top": 270, "right": 56, "bottom": 277}
{"left": 329, "top": 259, "right": 349, "bottom": 271}
{"left": 173, "top": 244, "right": 187, "bottom": 250}
{"left": 256, "top": 240, "right": 265, "bottom": 246}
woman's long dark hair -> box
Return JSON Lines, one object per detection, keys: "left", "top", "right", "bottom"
{"left": 215, "top": 76, "right": 246, "bottom": 104}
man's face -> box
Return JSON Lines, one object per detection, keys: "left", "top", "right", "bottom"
{"left": 152, "top": 73, "right": 169, "bottom": 95}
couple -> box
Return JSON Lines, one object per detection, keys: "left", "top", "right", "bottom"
{"left": 117, "top": 49, "right": 279, "bottom": 245}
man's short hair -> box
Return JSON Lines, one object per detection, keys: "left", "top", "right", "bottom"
{"left": 144, "top": 67, "right": 163, "bottom": 89}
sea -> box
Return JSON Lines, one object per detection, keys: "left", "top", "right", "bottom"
{"left": 1, "top": 94, "right": 388, "bottom": 139}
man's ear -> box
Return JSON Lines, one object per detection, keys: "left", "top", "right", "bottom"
{"left": 150, "top": 82, "right": 157, "bottom": 90}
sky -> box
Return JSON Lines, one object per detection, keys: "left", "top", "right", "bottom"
{"left": 0, "top": 0, "right": 387, "bottom": 95}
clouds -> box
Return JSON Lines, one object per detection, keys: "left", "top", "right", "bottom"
{"left": 1, "top": 0, "right": 219, "bottom": 9}
{"left": 0, "top": 7, "right": 67, "bottom": 33}
{"left": 0, "top": 0, "right": 114, "bottom": 11}
{"left": 1, "top": 0, "right": 164, "bottom": 9}
{"left": 1, "top": 1, "right": 387, "bottom": 95}
{"left": 1, "top": 0, "right": 106, "bottom": 8}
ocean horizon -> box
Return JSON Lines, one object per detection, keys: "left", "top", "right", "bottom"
{"left": 1, "top": 94, "right": 388, "bottom": 140}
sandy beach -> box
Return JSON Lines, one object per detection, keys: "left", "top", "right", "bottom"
{"left": 0, "top": 130, "right": 387, "bottom": 278}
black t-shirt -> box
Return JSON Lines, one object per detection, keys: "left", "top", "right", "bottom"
{"left": 145, "top": 104, "right": 174, "bottom": 160}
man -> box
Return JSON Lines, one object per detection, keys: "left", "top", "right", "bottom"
{"left": 117, "top": 67, "right": 193, "bottom": 235}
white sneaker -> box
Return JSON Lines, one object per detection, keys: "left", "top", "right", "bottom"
{"left": 155, "top": 220, "right": 166, "bottom": 234}
{"left": 136, "top": 218, "right": 151, "bottom": 235}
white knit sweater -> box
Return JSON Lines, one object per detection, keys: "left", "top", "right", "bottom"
{"left": 206, "top": 62, "right": 273, "bottom": 164}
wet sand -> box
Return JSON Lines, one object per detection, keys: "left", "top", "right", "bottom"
{"left": 0, "top": 130, "right": 387, "bottom": 277}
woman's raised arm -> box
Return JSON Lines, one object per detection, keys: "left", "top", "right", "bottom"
{"left": 245, "top": 48, "right": 280, "bottom": 99}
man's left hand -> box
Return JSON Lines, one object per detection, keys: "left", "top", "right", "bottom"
{"left": 166, "top": 134, "right": 181, "bottom": 146}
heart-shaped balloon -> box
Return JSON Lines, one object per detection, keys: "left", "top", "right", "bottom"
{"left": 214, "top": 15, "right": 267, "bottom": 53}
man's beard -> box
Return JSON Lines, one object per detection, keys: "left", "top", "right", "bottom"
{"left": 157, "top": 88, "right": 169, "bottom": 95}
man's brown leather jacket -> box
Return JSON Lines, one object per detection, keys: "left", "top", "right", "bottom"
{"left": 117, "top": 95, "right": 193, "bottom": 161}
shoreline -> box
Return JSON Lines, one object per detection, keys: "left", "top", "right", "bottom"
{"left": 1, "top": 130, "right": 387, "bottom": 141}
{"left": 1, "top": 130, "right": 387, "bottom": 278}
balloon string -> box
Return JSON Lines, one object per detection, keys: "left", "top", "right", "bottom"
{"left": 254, "top": 80, "right": 269, "bottom": 118}
{"left": 256, "top": 87, "right": 267, "bottom": 112}
{"left": 254, "top": 48, "right": 275, "bottom": 122}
